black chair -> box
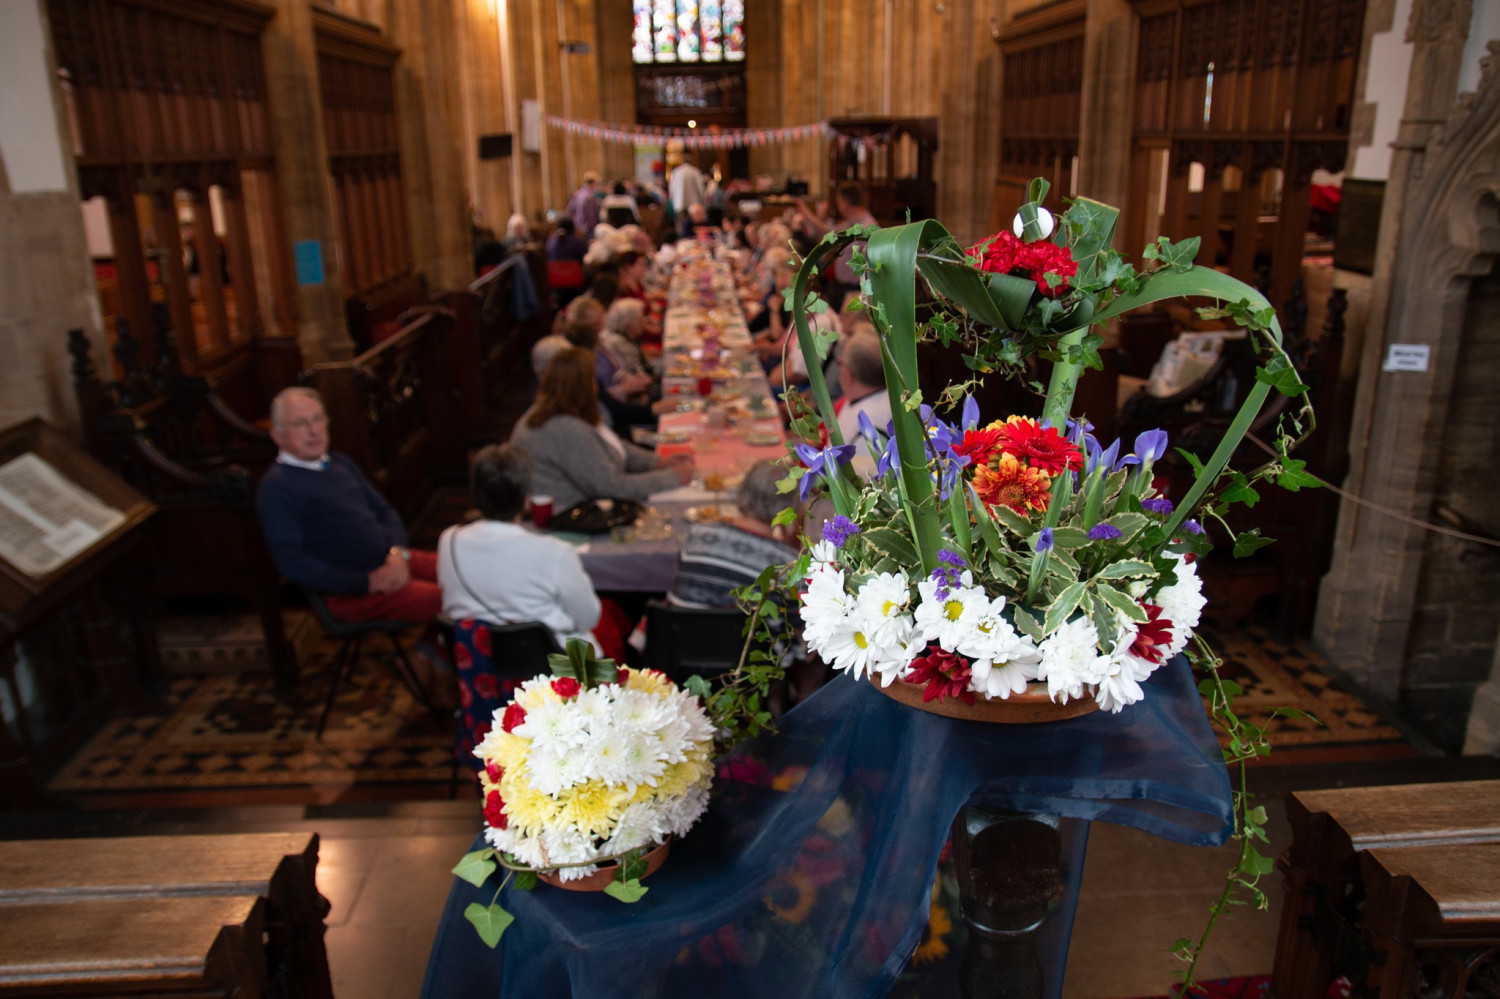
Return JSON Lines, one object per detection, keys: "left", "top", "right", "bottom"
{"left": 642, "top": 600, "right": 752, "bottom": 684}
{"left": 302, "top": 588, "right": 445, "bottom": 739}
{"left": 444, "top": 619, "right": 563, "bottom": 795}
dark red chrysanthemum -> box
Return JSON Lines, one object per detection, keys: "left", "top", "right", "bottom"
{"left": 551, "top": 677, "right": 581, "bottom": 699}
{"left": 994, "top": 417, "right": 1084, "bottom": 474}
{"left": 1129, "top": 603, "right": 1175, "bottom": 665}
{"left": 483, "top": 789, "right": 508, "bottom": 830}
{"left": 501, "top": 702, "right": 527, "bottom": 732}
{"left": 904, "top": 646, "right": 977, "bottom": 706}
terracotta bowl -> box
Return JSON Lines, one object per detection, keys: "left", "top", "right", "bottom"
{"left": 537, "top": 837, "right": 672, "bottom": 892}
{"left": 869, "top": 675, "right": 1100, "bottom": 724}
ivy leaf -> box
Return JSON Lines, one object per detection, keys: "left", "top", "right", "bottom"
{"left": 512, "top": 869, "right": 538, "bottom": 891}
{"left": 1238, "top": 849, "right": 1275, "bottom": 878}
{"left": 464, "top": 902, "right": 514, "bottom": 948}
{"left": 1220, "top": 473, "right": 1260, "bottom": 508}
{"left": 451, "top": 849, "right": 497, "bottom": 888}
{"left": 683, "top": 674, "right": 713, "bottom": 701}
{"left": 603, "top": 878, "right": 650, "bottom": 903}
{"left": 1275, "top": 459, "right": 1321, "bottom": 492}
{"left": 1175, "top": 448, "right": 1206, "bottom": 477}
{"left": 619, "top": 850, "right": 649, "bottom": 882}
{"left": 1254, "top": 364, "right": 1310, "bottom": 397}
{"left": 1233, "top": 528, "right": 1276, "bottom": 558}
{"left": 771, "top": 507, "right": 798, "bottom": 527}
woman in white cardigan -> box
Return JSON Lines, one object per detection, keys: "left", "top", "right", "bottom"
{"left": 509, "top": 346, "right": 693, "bottom": 512}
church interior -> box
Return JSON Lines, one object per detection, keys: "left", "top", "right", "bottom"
{"left": 1, "top": 0, "right": 1499, "bottom": 995}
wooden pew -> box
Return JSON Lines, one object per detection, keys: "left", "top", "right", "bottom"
{"left": 310, "top": 308, "right": 466, "bottom": 522}
{"left": 1273, "top": 780, "right": 1500, "bottom": 998}
{"left": 0, "top": 832, "right": 332, "bottom": 998}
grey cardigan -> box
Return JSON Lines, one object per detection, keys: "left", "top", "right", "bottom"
{"left": 509, "top": 410, "right": 681, "bottom": 512}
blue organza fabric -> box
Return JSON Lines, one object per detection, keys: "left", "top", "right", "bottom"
{"left": 420, "top": 654, "right": 1231, "bottom": 999}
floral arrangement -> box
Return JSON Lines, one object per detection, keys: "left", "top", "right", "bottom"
{"left": 451, "top": 640, "right": 716, "bottom": 947}
{"left": 776, "top": 178, "right": 1313, "bottom": 719}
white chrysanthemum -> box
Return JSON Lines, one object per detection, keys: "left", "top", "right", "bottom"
{"left": 658, "top": 781, "right": 711, "bottom": 837}
{"left": 913, "top": 572, "right": 989, "bottom": 650}
{"left": 1093, "top": 648, "right": 1147, "bottom": 713}
{"left": 800, "top": 567, "right": 850, "bottom": 650}
{"left": 819, "top": 611, "right": 894, "bottom": 680}
{"left": 854, "top": 571, "right": 914, "bottom": 648}
{"left": 869, "top": 633, "right": 922, "bottom": 687}
{"left": 1154, "top": 555, "right": 1205, "bottom": 657}
{"left": 525, "top": 744, "right": 589, "bottom": 795}
{"left": 962, "top": 603, "right": 1043, "bottom": 699}
{"left": 1037, "top": 617, "right": 1110, "bottom": 704}
{"left": 541, "top": 825, "right": 602, "bottom": 882}
{"left": 601, "top": 801, "right": 668, "bottom": 856}
{"left": 514, "top": 693, "right": 589, "bottom": 748}
{"left": 807, "top": 539, "right": 839, "bottom": 571}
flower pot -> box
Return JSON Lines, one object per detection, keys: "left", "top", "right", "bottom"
{"left": 869, "top": 674, "right": 1099, "bottom": 724}
{"left": 537, "top": 837, "right": 673, "bottom": 892}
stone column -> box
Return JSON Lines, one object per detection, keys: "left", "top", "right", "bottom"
{"left": 1075, "top": 0, "right": 1136, "bottom": 211}
{"left": 260, "top": 0, "right": 354, "bottom": 363}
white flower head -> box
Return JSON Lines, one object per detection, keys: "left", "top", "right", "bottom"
{"left": 913, "top": 571, "right": 990, "bottom": 651}
{"left": 1037, "top": 617, "right": 1109, "bottom": 704}
{"left": 854, "top": 571, "right": 914, "bottom": 648}
{"left": 961, "top": 599, "right": 1042, "bottom": 699}
{"left": 1093, "top": 647, "right": 1147, "bottom": 713}
{"left": 1154, "top": 554, "right": 1205, "bottom": 657}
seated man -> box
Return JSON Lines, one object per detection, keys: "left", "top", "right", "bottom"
{"left": 255, "top": 387, "right": 440, "bottom": 623}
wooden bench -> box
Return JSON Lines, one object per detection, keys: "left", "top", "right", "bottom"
{"left": 1273, "top": 780, "right": 1500, "bottom": 998}
{"left": 0, "top": 832, "right": 332, "bottom": 998}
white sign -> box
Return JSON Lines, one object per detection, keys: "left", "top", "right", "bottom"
{"left": 1383, "top": 343, "right": 1430, "bottom": 372}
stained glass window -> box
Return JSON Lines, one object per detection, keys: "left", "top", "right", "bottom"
{"left": 632, "top": 0, "right": 653, "bottom": 63}
{"left": 632, "top": 0, "right": 743, "bottom": 64}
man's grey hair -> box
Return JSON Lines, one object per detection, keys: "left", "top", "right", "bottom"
{"left": 605, "top": 298, "right": 646, "bottom": 336}
{"left": 269, "top": 386, "right": 325, "bottom": 429}
{"left": 842, "top": 330, "right": 886, "bottom": 389}
{"left": 737, "top": 460, "right": 786, "bottom": 524}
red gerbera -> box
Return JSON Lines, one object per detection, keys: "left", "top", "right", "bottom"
{"left": 953, "top": 426, "right": 1005, "bottom": 468}
{"left": 1129, "top": 603, "right": 1175, "bottom": 665}
{"left": 994, "top": 417, "right": 1083, "bottom": 474}
{"left": 501, "top": 702, "right": 527, "bottom": 732}
{"left": 904, "top": 646, "right": 976, "bottom": 705}
{"left": 973, "top": 453, "right": 1053, "bottom": 515}
{"left": 483, "top": 789, "right": 508, "bottom": 830}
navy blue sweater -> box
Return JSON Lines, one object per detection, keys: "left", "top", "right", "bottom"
{"left": 255, "top": 455, "right": 407, "bottom": 595}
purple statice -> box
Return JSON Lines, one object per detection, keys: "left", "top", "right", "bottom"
{"left": 1035, "top": 527, "right": 1055, "bottom": 553}
{"left": 1086, "top": 523, "right": 1124, "bottom": 541}
{"left": 1141, "top": 497, "right": 1175, "bottom": 516}
{"left": 1184, "top": 519, "right": 1205, "bottom": 535}
{"left": 792, "top": 441, "right": 857, "bottom": 502}
{"left": 823, "top": 515, "right": 862, "bottom": 549}
{"left": 929, "top": 549, "right": 967, "bottom": 598}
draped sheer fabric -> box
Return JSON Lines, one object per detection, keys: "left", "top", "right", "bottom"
{"left": 421, "top": 654, "right": 1231, "bottom": 999}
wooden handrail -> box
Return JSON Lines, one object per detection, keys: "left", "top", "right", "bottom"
{"left": 467, "top": 253, "right": 524, "bottom": 294}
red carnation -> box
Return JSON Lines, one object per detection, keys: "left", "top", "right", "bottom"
{"left": 501, "top": 702, "right": 526, "bottom": 732}
{"left": 968, "top": 231, "right": 1026, "bottom": 276}
{"left": 904, "top": 646, "right": 977, "bottom": 706}
{"left": 995, "top": 417, "right": 1083, "bottom": 474}
{"left": 485, "top": 760, "right": 503, "bottom": 784}
{"left": 551, "top": 677, "right": 581, "bottom": 699}
{"left": 1129, "top": 603, "right": 1175, "bottom": 665}
{"left": 483, "top": 789, "right": 508, "bottom": 830}
{"left": 1021, "top": 241, "right": 1078, "bottom": 297}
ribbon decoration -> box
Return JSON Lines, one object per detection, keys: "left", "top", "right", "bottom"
{"left": 541, "top": 115, "right": 903, "bottom": 153}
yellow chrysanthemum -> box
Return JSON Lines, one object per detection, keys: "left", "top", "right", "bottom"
{"left": 478, "top": 731, "right": 530, "bottom": 775}
{"left": 500, "top": 778, "right": 563, "bottom": 836}
{"left": 514, "top": 683, "right": 559, "bottom": 712}
{"left": 654, "top": 754, "right": 713, "bottom": 799}
{"left": 557, "top": 779, "right": 630, "bottom": 839}
{"left": 622, "top": 667, "right": 675, "bottom": 698}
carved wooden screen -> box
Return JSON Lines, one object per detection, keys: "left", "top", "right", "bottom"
{"left": 48, "top": 0, "right": 293, "bottom": 373}
{"left": 1125, "top": 0, "right": 1363, "bottom": 304}
{"left": 996, "top": 4, "right": 1085, "bottom": 218}
{"left": 313, "top": 12, "right": 410, "bottom": 299}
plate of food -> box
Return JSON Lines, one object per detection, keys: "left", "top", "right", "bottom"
{"left": 685, "top": 504, "right": 739, "bottom": 523}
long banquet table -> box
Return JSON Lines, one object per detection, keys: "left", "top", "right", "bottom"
{"left": 576, "top": 251, "right": 787, "bottom": 593}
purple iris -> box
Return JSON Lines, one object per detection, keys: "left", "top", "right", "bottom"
{"left": 857, "top": 410, "right": 884, "bottom": 453}
{"left": 961, "top": 394, "right": 981, "bottom": 431}
{"left": 1184, "top": 519, "right": 1205, "bottom": 535}
{"left": 792, "top": 441, "right": 856, "bottom": 502}
{"left": 1087, "top": 523, "right": 1124, "bottom": 541}
{"left": 1084, "top": 436, "right": 1123, "bottom": 477}
{"left": 1035, "top": 527, "right": 1054, "bottom": 553}
{"left": 1134, "top": 429, "right": 1169, "bottom": 464}
{"left": 1141, "top": 497, "right": 1175, "bottom": 516}
{"left": 917, "top": 406, "right": 970, "bottom": 500}
{"left": 1065, "top": 417, "right": 1095, "bottom": 446}
{"left": 824, "top": 515, "right": 861, "bottom": 549}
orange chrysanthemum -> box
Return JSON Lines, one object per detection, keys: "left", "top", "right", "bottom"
{"left": 973, "top": 453, "right": 1053, "bottom": 515}
{"left": 993, "top": 417, "right": 1083, "bottom": 474}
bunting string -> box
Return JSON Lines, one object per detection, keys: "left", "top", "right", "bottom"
{"left": 542, "top": 115, "right": 897, "bottom": 153}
